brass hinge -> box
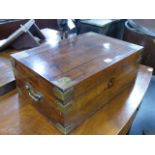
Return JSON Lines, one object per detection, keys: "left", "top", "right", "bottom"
{"left": 53, "top": 77, "right": 74, "bottom": 102}
{"left": 53, "top": 77, "right": 73, "bottom": 90}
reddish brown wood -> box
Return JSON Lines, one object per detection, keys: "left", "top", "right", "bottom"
{"left": 11, "top": 32, "right": 143, "bottom": 134}
{"left": 0, "top": 65, "right": 152, "bottom": 135}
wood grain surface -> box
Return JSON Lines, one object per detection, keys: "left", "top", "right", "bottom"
{"left": 0, "top": 28, "right": 60, "bottom": 96}
{"left": 0, "top": 65, "right": 152, "bottom": 135}
{"left": 11, "top": 32, "right": 143, "bottom": 134}
{"left": 11, "top": 32, "right": 143, "bottom": 90}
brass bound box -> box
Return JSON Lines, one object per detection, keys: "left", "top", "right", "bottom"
{"left": 11, "top": 32, "right": 143, "bottom": 134}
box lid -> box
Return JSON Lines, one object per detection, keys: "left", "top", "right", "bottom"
{"left": 11, "top": 32, "right": 143, "bottom": 91}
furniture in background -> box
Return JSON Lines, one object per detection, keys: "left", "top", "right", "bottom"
{"left": 0, "top": 53, "right": 16, "bottom": 95}
{"left": 128, "top": 76, "right": 155, "bottom": 135}
{"left": 0, "top": 19, "right": 126, "bottom": 42}
{"left": 123, "top": 20, "right": 155, "bottom": 75}
{"left": 0, "top": 20, "right": 46, "bottom": 51}
{"left": 128, "top": 19, "right": 155, "bottom": 37}
{"left": 0, "top": 19, "right": 58, "bottom": 40}
{"left": 77, "top": 19, "right": 126, "bottom": 39}
{"left": 0, "top": 28, "right": 60, "bottom": 96}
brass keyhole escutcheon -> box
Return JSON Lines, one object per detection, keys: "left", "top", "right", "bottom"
{"left": 108, "top": 78, "right": 115, "bottom": 88}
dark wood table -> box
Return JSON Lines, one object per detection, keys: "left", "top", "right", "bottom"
{"left": 0, "top": 65, "right": 152, "bottom": 134}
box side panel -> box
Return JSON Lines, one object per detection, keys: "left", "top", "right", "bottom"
{"left": 12, "top": 59, "right": 65, "bottom": 126}
{"left": 60, "top": 52, "right": 140, "bottom": 133}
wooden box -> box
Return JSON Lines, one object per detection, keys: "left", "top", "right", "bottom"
{"left": 11, "top": 32, "right": 143, "bottom": 134}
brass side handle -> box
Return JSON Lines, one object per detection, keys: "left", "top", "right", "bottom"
{"left": 25, "top": 82, "right": 43, "bottom": 102}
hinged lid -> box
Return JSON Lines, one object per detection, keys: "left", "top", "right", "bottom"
{"left": 11, "top": 32, "right": 143, "bottom": 92}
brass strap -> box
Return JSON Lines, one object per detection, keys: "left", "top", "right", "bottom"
{"left": 53, "top": 87, "right": 73, "bottom": 101}
{"left": 55, "top": 123, "right": 73, "bottom": 135}
{"left": 56, "top": 100, "right": 73, "bottom": 113}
